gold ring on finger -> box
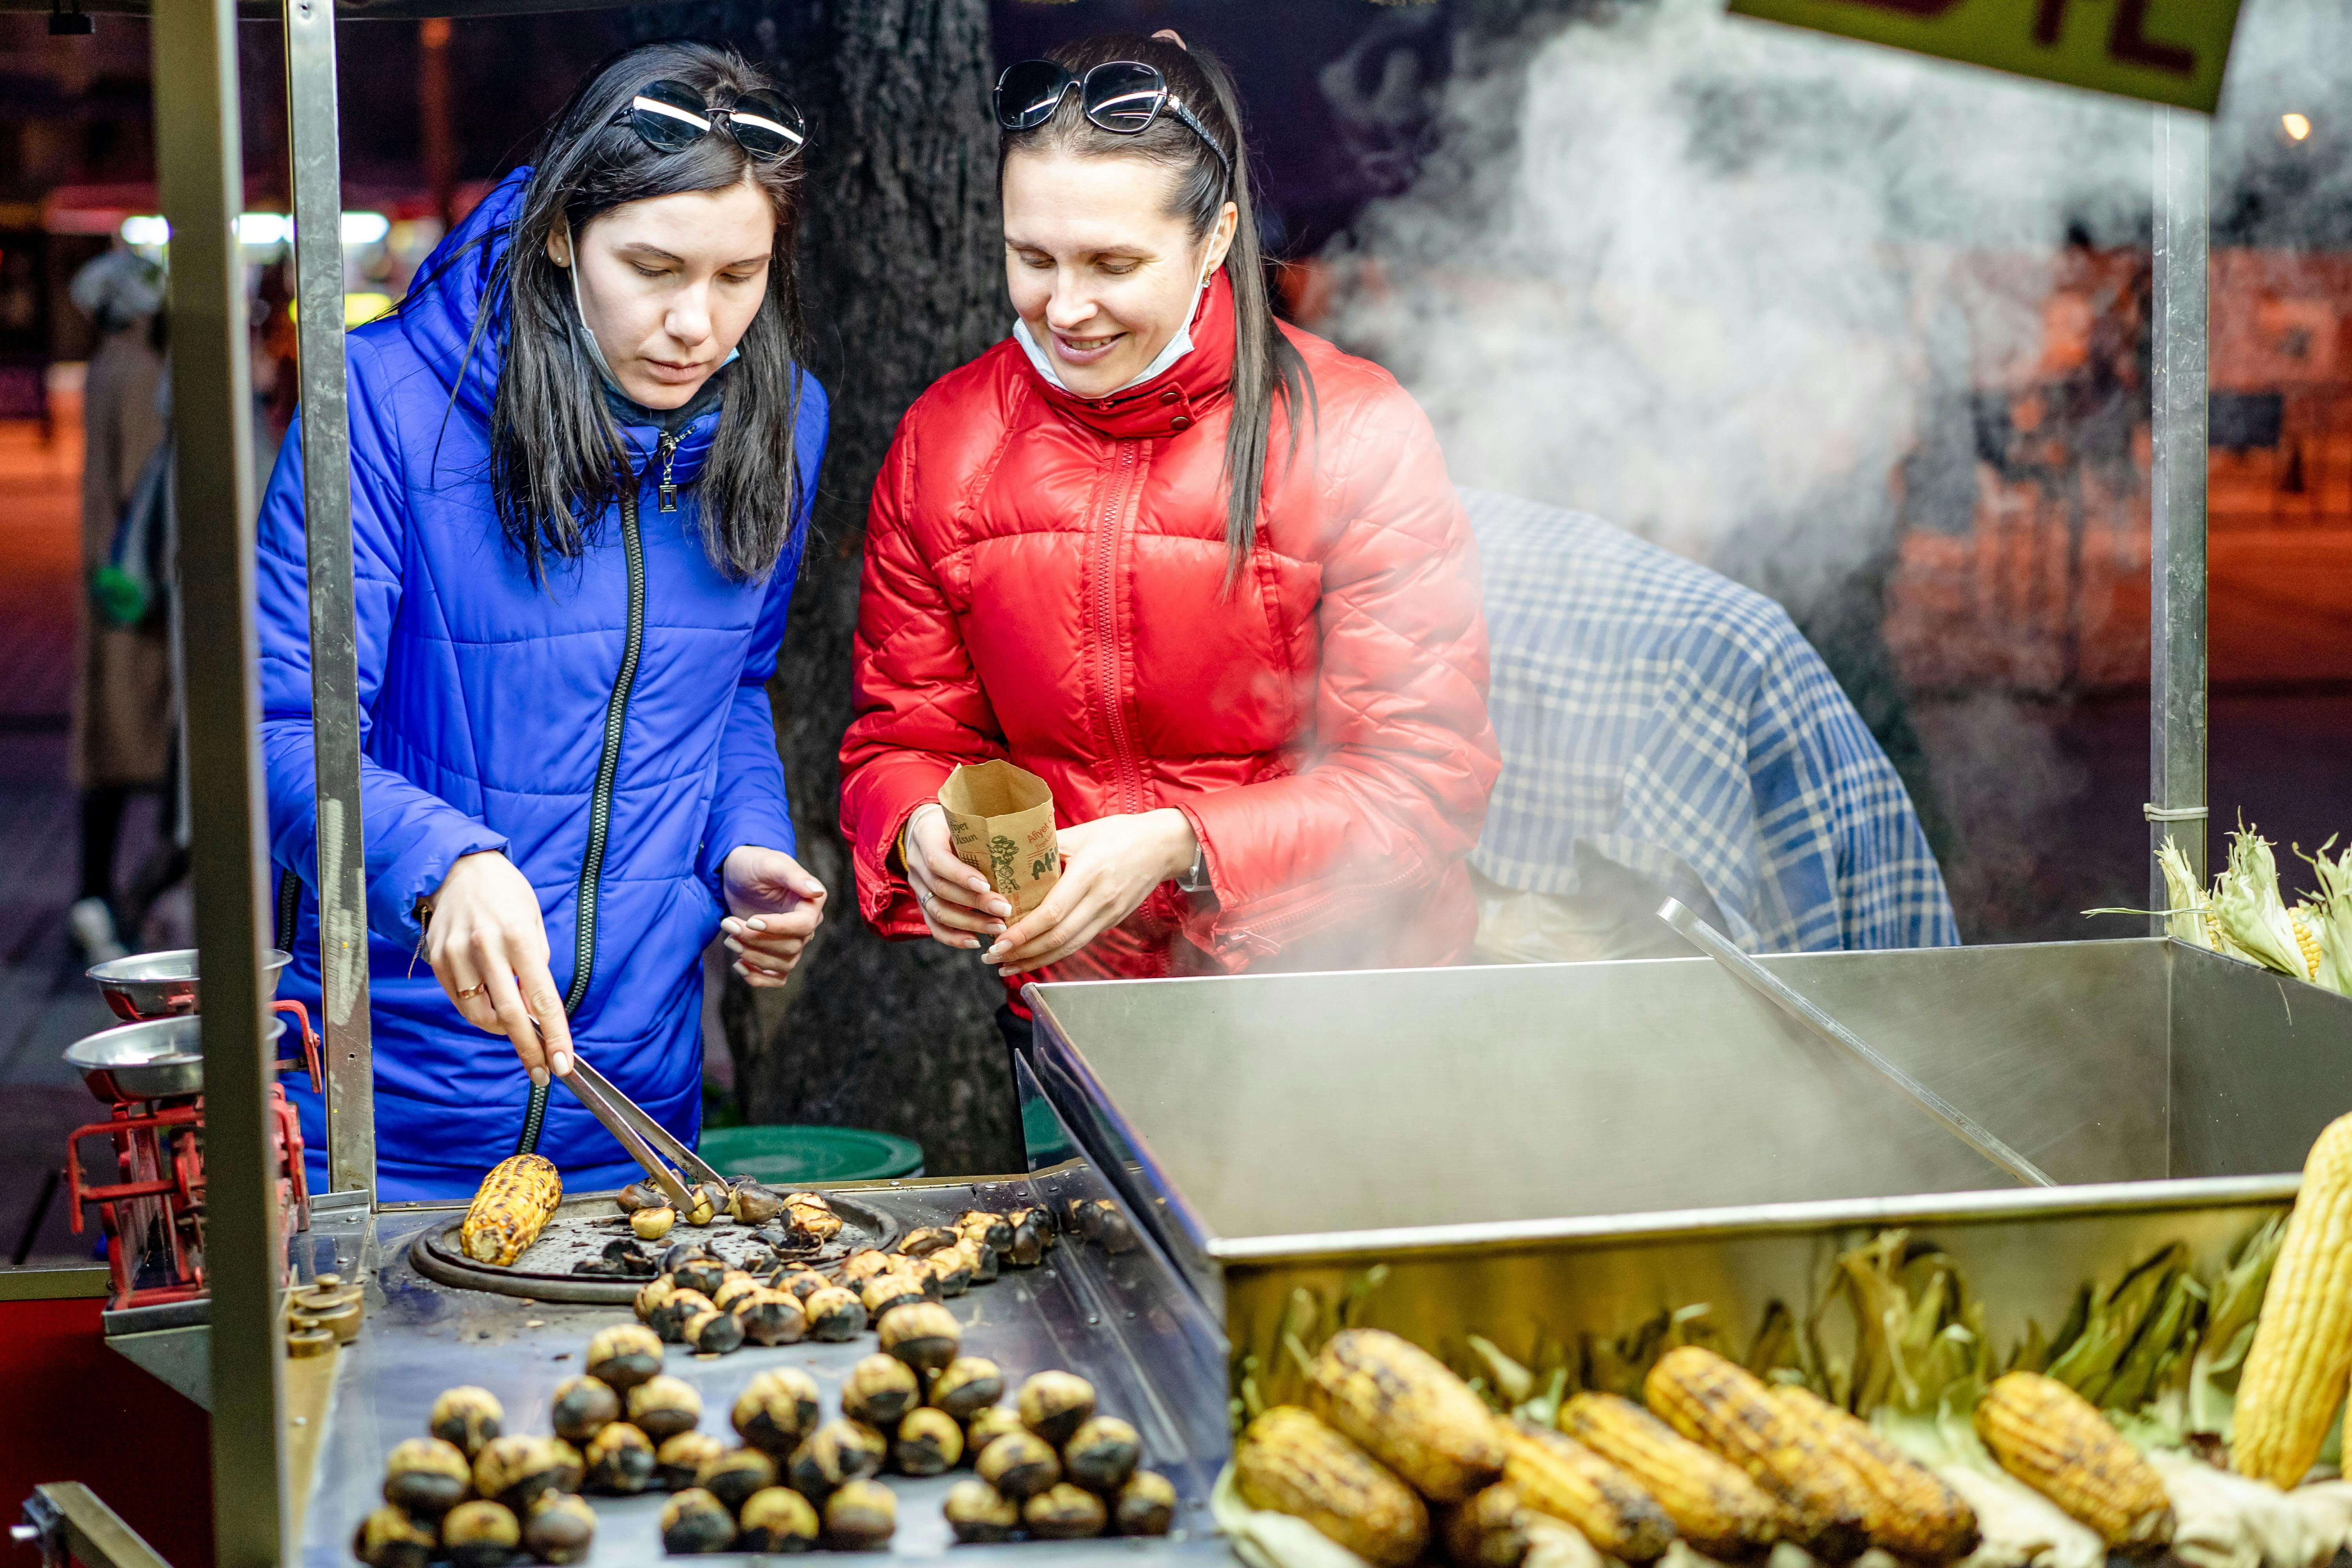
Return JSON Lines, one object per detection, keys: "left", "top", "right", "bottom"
{"left": 456, "top": 983, "right": 485, "bottom": 1000}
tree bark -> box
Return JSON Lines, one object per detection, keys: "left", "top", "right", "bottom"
{"left": 633, "top": 0, "right": 1017, "bottom": 1174}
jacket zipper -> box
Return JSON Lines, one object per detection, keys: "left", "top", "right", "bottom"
{"left": 564, "top": 483, "right": 648, "bottom": 1014}
{"left": 655, "top": 432, "right": 681, "bottom": 514}
{"left": 1089, "top": 445, "right": 1146, "bottom": 815}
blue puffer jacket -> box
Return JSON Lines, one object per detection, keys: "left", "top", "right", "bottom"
{"left": 256, "top": 169, "right": 826, "bottom": 1201}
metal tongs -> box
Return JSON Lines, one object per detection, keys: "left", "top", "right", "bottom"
{"left": 1657, "top": 898, "right": 2056, "bottom": 1189}
{"left": 554, "top": 1051, "right": 729, "bottom": 1210}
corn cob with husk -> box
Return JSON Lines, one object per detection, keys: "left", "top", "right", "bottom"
{"left": 1644, "top": 1345, "right": 1871, "bottom": 1561}
{"left": 1231, "top": 1405, "right": 1429, "bottom": 1568}
{"left": 1556, "top": 1392, "right": 1778, "bottom": 1559}
{"left": 2300, "top": 840, "right": 2352, "bottom": 997}
{"left": 2157, "top": 838, "right": 2231, "bottom": 953}
{"left": 1492, "top": 1420, "right": 1673, "bottom": 1564}
{"left": 1973, "top": 1372, "right": 2172, "bottom": 1551}
{"left": 459, "top": 1154, "right": 563, "bottom": 1266}
{"left": 1770, "top": 1385, "right": 1978, "bottom": 1564}
{"left": 1308, "top": 1329, "right": 1506, "bottom": 1503}
{"left": 2213, "top": 828, "right": 2316, "bottom": 980}
{"left": 2229, "top": 1110, "right": 2352, "bottom": 1487}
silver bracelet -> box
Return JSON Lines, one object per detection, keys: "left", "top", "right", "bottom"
{"left": 1176, "top": 845, "right": 1210, "bottom": 895}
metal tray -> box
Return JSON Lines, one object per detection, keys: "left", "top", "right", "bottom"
{"left": 408, "top": 1191, "right": 900, "bottom": 1304}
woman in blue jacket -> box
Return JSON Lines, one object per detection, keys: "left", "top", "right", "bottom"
{"left": 256, "top": 42, "right": 828, "bottom": 1200}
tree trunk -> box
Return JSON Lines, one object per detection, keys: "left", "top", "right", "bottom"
{"left": 634, "top": 0, "right": 1018, "bottom": 1174}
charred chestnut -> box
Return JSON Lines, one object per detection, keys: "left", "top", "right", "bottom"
{"left": 976, "top": 1431, "right": 1060, "bottom": 1501}
{"left": 929, "top": 1357, "right": 1005, "bottom": 1423}
{"left": 858, "top": 1272, "right": 927, "bottom": 1321}
{"left": 655, "top": 1432, "right": 727, "bottom": 1494}
{"left": 546, "top": 1439, "right": 585, "bottom": 1495}
{"left": 695, "top": 1447, "right": 779, "bottom": 1515}
{"left": 383, "top": 1436, "right": 472, "bottom": 1518}
{"left": 521, "top": 1493, "right": 597, "bottom": 1566}
{"left": 735, "top": 1288, "right": 806, "bottom": 1348}
{"left": 634, "top": 1276, "right": 676, "bottom": 1325}
{"left": 732, "top": 1367, "right": 821, "bottom": 1457}
{"left": 840, "top": 1248, "right": 893, "bottom": 1284}
{"left": 430, "top": 1385, "right": 505, "bottom": 1458}
{"left": 878, "top": 1301, "right": 960, "bottom": 1374}
{"left": 778, "top": 1268, "right": 829, "bottom": 1301}
{"left": 474, "top": 1434, "right": 567, "bottom": 1515}
{"left": 710, "top": 1273, "right": 761, "bottom": 1314}
{"left": 648, "top": 1288, "right": 713, "bottom": 1344}
{"left": 735, "top": 1486, "right": 820, "bottom": 1553}
{"left": 626, "top": 1375, "right": 704, "bottom": 1443}
{"left": 924, "top": 1248, "right": 974, "bottom": 1298}
{"left": 659, "top": 1488, "right": 735, "bottom": 1555}
{"left": 823, "top": 1479, "right": 897, "bottom": 1552}
{"left": 661, "top": 1240, "right": 717, "bottom": 1273}
{"left": 956, "top": 1210, "right": 1013, "bottom": 1253}
{"left": 964, "top": 1406, "right": 1025, "bottom": 1454}
{"left": 617, "top": 1179, "right": 666, "bottom": 1213}
{"left": 965, "top": 1240, "right": 1000, "bottom": 1285}
{"left": 897, "top": 1226, "right": 958, "bottom": 1259}
{"left": 352, "top": 1507, "right": 436, "bottom": 1568}
{"left": 680, "top": 1306, "right": 744, "bottom": 1356}
{"left": 787, "top": 1418, "right": 887, "bottom": 1500}
{"left": 728, "top": 1183, "right": 788, "bottom": 1226}
{"left": 893, "top": 1408, "right": 964, "bottom": 1477}
{"left": 1023, "top": 1482, "right": 1107, "bottom": 1541}
{"left": 842, "top": 1354, "right": 921, "bottom": 1430}
{"left": 1016, "top": 1371, "right": 1096, "bottom": 1447}
{"left": 802, "top": 1286, "right": 862, "bottom": 1342}
{"left": 549, "top": 1376, "right": 621, "bottom": 1447}
{"left": 1114, "top": 1470, "right": 1176, "bottom": 1537}
{"left": 670, "top": 1257, "right": 727, "bottom": 1298}
{"left": 582, "top": 1422, "right": 656, "bottom": 1495}
{"left": 1004, "top": 1209, "right": 1048, "bottom": 1268}
{"left": 441, "top": 1501, "right": 520, "bottom": 1568}
{"left": 944, "top": 1479, "right": 1021, "bottom": 1544}
{"left": 1063, "top": 1416, "right": 1140, "bottom": 1493}
{"left": 735, "top": 1241, "right": 780, "bottom": 1276}
{"left": 584, "top": 1324, "right": 664, "bottom": 1393}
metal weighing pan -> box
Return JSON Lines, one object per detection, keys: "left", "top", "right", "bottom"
{"left": 64, "top": 1014, "right": 287, "bottom": 1103}
{"left": 86, "top": 947, "right": 292, "bottom": 1022}
{"left": 408, "top": 1190, "right": 902, "bottom": 1304}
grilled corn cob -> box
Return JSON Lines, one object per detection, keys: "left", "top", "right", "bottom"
{"left": 1440, "top": 1483, "right": 1534, "bottom": 1568}
{"left": 1232, "top": 1405, "right": 1429, "bottom": 1568}
{"left": 1772, "top": 1385, "right": 1977, "bottom": 1563}
{"left": 1558, "top": 1392, "right": 1777, "bottom": 1559}
{"left": 1494, "top": 1420, "right": 1673, "bottom": 1565}
{"left": 1643, "top": 1345, "right": 1869, "bottom": 1561}
{"left": 1974, "top": 1372, "right": 2171, "bottom": 1550}
{"left": 1308, "top": 1328, "right": 1506, "bottom": 1503}
{"left": 2230, "top": 1109, "right": 2352, "bottom": 1488}
{"left": 459, "top": 1154, "right": 562, "bottom": 1266}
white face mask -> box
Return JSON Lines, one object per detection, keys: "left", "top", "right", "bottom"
{"left": 1013, "top": 260, "right": 1217, "bottom": 396}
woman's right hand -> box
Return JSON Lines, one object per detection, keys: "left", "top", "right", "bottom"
{"left": 904, "top": 803, "right": 1010, "bottom": 950}
{"left": 423, "top": 850, "right": 575, "bottom": 1087}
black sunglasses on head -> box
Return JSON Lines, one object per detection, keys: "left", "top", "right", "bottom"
{"left": 993, "top": 59, "right": 1232, "bottom": 185}
{"left": 612, "top": 78, "right": 806, "bottom": 163}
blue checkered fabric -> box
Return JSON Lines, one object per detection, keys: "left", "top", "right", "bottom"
{"left": 1462, "top": 489, "right": 1958, "bottom": 953}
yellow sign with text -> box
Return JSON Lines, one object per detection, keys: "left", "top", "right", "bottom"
{"left": 1725, "top": 0, "right": 2241, "bottom": 112}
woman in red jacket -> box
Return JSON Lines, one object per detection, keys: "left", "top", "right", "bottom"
{"left": 840, "top": 31, "right": 1497, "bottom": 1036}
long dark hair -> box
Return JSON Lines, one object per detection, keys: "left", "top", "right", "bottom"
{"left": 1001, "top": 34, "right": 1312, "bottom": 581}
{"left": 482, "top": 41, "right": 809, "bottom": 583}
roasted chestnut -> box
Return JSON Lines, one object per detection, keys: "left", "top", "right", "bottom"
{"left": 897, "top": 1226, "right": 958, "bottom": 1259}
{"left": 661, "top": 1240, "right": 717, "bottom": 1273}
{"left": 383, "top": 1436, "right": 472, "bottom": 1518}
{"left": 696, "top": 1446, "right": 779, "bottom": 1514}
{"left": 729, "top": 1183, "right": 789, "bottom": 1226}
{"left": 734, "top": 1486, "right": 820, "bottom": 1553}
{"left": 878, "top": 1301, "right": 960, "bottom": 1374}
{"left": 659, "top": 1488, "right": 736, "bottom": 1555}
{"left": 1005, "top": 1209, "right": 1049, "bottom": 1268}
{"left": 1022, "top": 1482, "right": 1107, "bottom": 1541}
{"left": 522, "top": 1492, "right": 597, "bottom": 1566}
{"left": 680, "top": 1306, "right": 744, "bottom": 1356}
{"left": 648, "top": 1288, "right": 714, "bottom": 1344}
{"left": 632, "top": 1207, "right": 676, "bottom": 1241}
{"left": 956, "top": 1210, "right": 1013, "bottom": 1253}
{"left": 778, "top": 1268, "right": 830, "bottom": 1301}
{"left": 840, "top": 1248, "right": 893, "bottom": 1284}
{"left": 802, "top": 1286, "right": 862, "bottom": 1342}
{"left": 893, "top": 1408, "right": 964, "bottom": 1477}
{"left": 710, "top": 1273, "right": 762, "bottom": 1314}
{"left": 671, "top": 1257, "right": 728, "bottom": 1299}
{"left": 841, "top": 1354, "right": 921, "bottom": 1430}
{"left": 352, "top": 1507, "right": 436, "bottom": 1568}
{"left": 924, "top": 1248, "right": 973, "bottom": 1298}
{"left": 443, "top": 1501, "right": 521, "bottom": 1568}
{"left": 616, "top": 1178, "right": 666, "bottom": 1213}
{"left": 583, "top": 1421, "right": 656, "bottom": 1495}
{"left": 975, "top": 1430, "right": 1060, "bottom": 1501}
{"left": 943, "top": 1478, "right": 1021, "bottom": 1544}
{"left": 549, "top": 1376, "right": 621, "bottom": 1447}
{"left": 736, "top": 1288, "right": 807, "bottom": 1348}
{"left": 1091, "top": 1200, "right": 1139, "bottom": 1254}
{"left": 1063, "top": 1416, "right": 1140, "bottom": 1493}
{"left": 430, "top": 1385, "right": 505, "bottom": 1458}
{"left": 603, "top": 1237, "right": 657, "bottom": 1268}
{"left": 858, "top": 1272, "right": 927, "bottom": 1321}
{"left": 965, "top": 1239, "right": 1000, "bottom": 1285}
{"left": 655, "top": 1432, "right": 728, "bottom": 1494}
{"left": 547, "top": 1439, "right": 585, "bottom": 1495}
{"left": 1114, "top": 1470, "right": 1176, "bottom": 1537}
{"left": 823, "top": 1479, "right": 897, "bottom": 1552}
{"left": 732, "top": 1367, "right": 822, "bottom": 1457}
{"left": 626, "top": 1374, "right": 704, "bottom": 1443}
{"left": 929, "top": 1357, "right": 1004, "bottom": 1423}
{"left": 474, "top": 1434, "right": 568, "bottom": 1515}
{"left": 964, "top": 1405, "right": 1025, "bottom": 1453}
{"left": 734, "top": 1241, "right": 780, "bottom": 1276}
{"left": 684, "top": 1183, "right": 727, "bottom": 1227}
{"left": 784, "top": 1197, "right": 842, "bottom": 1246}
{"left": 584, "top": 1324, "right": 664, "bottom": 1393}
{"left": 787, "top": 1418, "right": 887, "bottom": 1500}
{"left": 634, "top": 1275, "right": 676, "bottom": 1326}
{"left": 1016, "top": 1371, "right": 1096, "bottom": 1447}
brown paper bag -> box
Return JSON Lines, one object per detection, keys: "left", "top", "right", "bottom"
{"left": 938, "top": 760, "right": 1061, "bottom": 917}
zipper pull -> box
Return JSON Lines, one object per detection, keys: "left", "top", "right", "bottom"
{"left": 656, "top": 432, "right": 680, "bottom": 514}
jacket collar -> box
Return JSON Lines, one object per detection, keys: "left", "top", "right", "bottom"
{"left": 1018, "top": 272, "right": 1234, "bottom": 441}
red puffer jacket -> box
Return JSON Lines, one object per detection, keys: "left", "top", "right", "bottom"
{"left": 840, "top": 276, "right": 1498, "bottom": 997}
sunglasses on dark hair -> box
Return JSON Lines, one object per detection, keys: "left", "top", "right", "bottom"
{"left": 993, "top": 59, "right": 1232, "bottom": 184}
{"left": 612, "top": 78, "right": 806, "bottom": 163}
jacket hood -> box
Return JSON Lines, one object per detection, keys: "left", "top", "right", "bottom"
{"left": 395, "top": 166, "right": 722, "bottom": 482}
{"left": 1019, "top": 271, "right": 1236, "bottom": 441}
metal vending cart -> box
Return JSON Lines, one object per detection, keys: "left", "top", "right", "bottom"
{"left": 5, "top": 0, "right": 2243, "bottom": 1562}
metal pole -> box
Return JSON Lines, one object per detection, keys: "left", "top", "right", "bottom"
{"left": 284, "top": 0, "right": 376, "bottom": 1204}
{"left": 2149, "top": 107, "right": 2210, "bottom": 924}
{"left": 151, "top": 0, "right": 290, "bottom": 1560}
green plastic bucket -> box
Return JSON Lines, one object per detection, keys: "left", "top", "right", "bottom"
{"left": 697, "top": 1124, "right": 925, "bottom": 1186}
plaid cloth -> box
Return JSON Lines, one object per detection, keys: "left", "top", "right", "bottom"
{"left": 1462, "top": 489, "right": 1958, "bottom": 953}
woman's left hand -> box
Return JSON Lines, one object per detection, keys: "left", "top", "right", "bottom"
{"left": 984, "top": 809, "right": 1198, "bottom": 976}
{"left": 720, "top": 847, "right": 828, "bottom": 989}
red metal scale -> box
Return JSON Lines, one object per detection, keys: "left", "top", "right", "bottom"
{"left": 63, "top": 993, "right": 322, "bottom": 1313}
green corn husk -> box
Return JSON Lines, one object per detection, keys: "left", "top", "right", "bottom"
{"left": 2158, "top": 839, "right": 2227, "bottom": 952}
{"left": 2187, "top": 1214, "right": 2287, "bottom": 1439}
{"left": 1827, "top": 1230, "right": 1990, "bottom": 1420}
{"left": 2043, "top": 1242, "right": 2185, "bottom": 1406}
{"left": 2212, "top": 828, "right": 2311, "bottom": 978}
{"left": 2301, "top": 841, "right": 2352, "bottom": 997}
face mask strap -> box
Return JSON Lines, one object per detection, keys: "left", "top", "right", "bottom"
{"left": 561, "top": 218, "right": 623, "bottom": 389}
